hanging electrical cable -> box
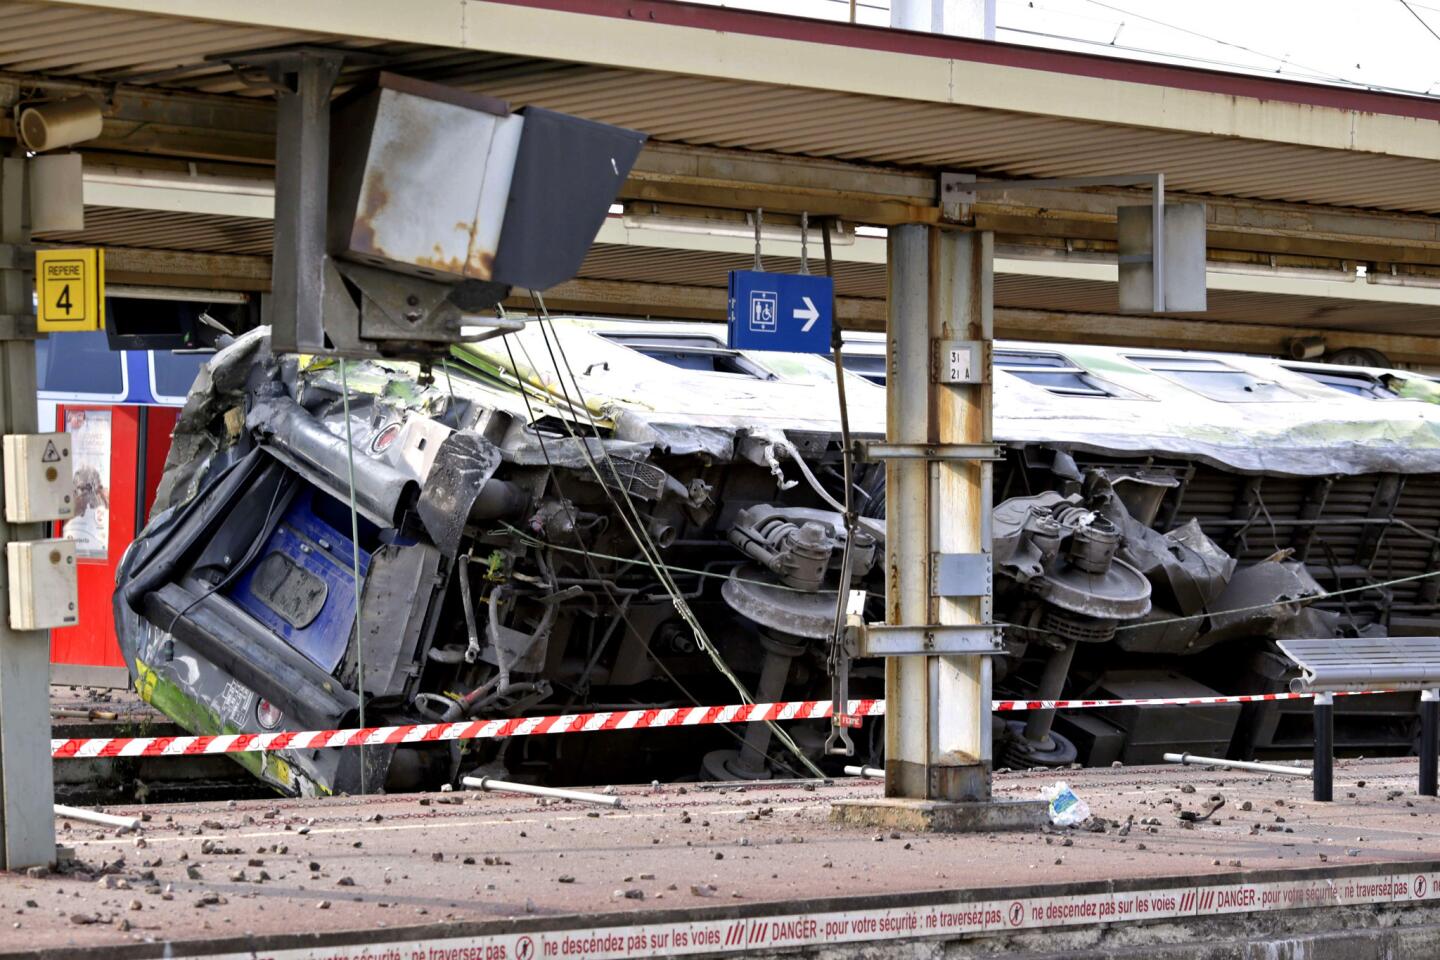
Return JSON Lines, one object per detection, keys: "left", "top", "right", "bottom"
{"left": 520, "top": 300, "right": 826, "bottom": 778}
{"left": 820, "top": 217, "right": 861, "bottom": 756}
{"left": 339, "top": 360, "right": 369, "bottom": 793}
{"left": 482, "top": 323, "right": 811, "bottom": 777}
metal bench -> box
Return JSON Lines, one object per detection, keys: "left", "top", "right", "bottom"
{"left": 1277, "top": 637, "right": 1440, "bottom": 802}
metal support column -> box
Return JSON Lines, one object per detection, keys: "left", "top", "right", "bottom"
{"left": 0, "top": 157, "right": 56, "bottom": 869}
{"left": 1313, "top": 692, "right": 1334, "bottom": 803}
{"left": 884, "top": 226, "right": 992, "bottom": 802}
{"left": 268, "top": 51, "right": 343, "bottom": 355}
{"left": 1421, "top": 689, "right": 1438, "bottom": 798}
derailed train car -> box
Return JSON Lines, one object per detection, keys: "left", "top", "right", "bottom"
{"left": 114, "top": 317, "right": 1440, "bottom": 795}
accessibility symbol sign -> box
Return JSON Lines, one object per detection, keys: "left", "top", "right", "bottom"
{"left": 749, "top": 289, "right": 778, "bottom": 333}
{"left": 727, "top": 270, "right": 833, "bottom": 355}
{"left": 34, "top": 248, "right": 105, "bottom": 333}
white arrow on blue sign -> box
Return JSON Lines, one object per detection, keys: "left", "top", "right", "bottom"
{"left": 727, "top": 270, "right": 834, "bottom": 354}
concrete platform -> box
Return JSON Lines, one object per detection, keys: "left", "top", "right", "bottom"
{"left": 9, "top": 758, "right": 1440, "bottom": 959}
{"left": 830, "top": 795, "right": 1050, "bottom": 832}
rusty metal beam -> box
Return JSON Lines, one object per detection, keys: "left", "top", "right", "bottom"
{"left": 99, "top": 246, "right": 270, "bottom": 290}
{"left": 29, "top": 237, "right": 1440, "bottom": 363}
{"left": 510, "top": 278, "right": 884, "bottom": 325}
{"left": 625, "top": 143, "right": 938, "bottom": 226}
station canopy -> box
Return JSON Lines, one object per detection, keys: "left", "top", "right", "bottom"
{"left": 6, "top": 0, "right": 1440, "bottom": 362}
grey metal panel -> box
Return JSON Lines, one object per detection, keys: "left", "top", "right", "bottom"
{"left": 328, "top": 79, "right": 514, "bottom": 283}
{"left": 858, "top": 623, "right": 1004, "bottom": 656}
{"left": 1278, "top": 637, "right": 1440, "bottom": 692}
{"left": 931, "top": 552, "right": 992, "bottom": 598}
{"left": 1161, "top": 203, "right": 1208, "bottom": 313}
{"left": 856, "top": 441, "right": 1003, "bottom": 462}
{"left": 246, "top": 394, "right": 418, "bottom": 528}
{"left": 1118, "top": 203, "right": 1207, "bottom": 314}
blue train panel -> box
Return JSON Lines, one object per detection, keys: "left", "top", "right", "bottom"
{"left": 226, "top": 487, "right": 372, "bottom": 674}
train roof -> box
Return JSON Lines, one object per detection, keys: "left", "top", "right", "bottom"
{"left": 444, "top": 317, "right": 1440, "bottom": 478}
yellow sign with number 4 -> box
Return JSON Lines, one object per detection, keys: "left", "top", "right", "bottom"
{"left": 35, "top": 248, "right": 105, "bottom": 332}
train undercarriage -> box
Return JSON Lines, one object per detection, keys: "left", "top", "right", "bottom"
{"left": 114, "top": 320, "right": 1440, "bottom": 795}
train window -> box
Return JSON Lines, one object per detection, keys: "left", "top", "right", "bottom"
{"left": 995, "top": 351, "right": 1116, "bottom": 397}
{"left": 150, "top": 350, "right": 212, "bottom": 404}
{"left": 840, "top": 353, "right": 887, "bottom": 385}
{"left": 1281, "top": 366, "right": 1399, "bottom": 399}
{"left": 249, "top": 551, "right": 329, "bottom": 629}
{"left": 1126, "top": 354, "right": 1300, "bottom": 402}
{"left": 35, "top": 331, "right": 126, "bottom": 399}
{"left": 601, "top": 333, "right": 776, "bottom": 380}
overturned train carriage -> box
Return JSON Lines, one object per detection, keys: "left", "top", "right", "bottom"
{"left": 114, "top": 318, "right": 1440, "bottom": 795}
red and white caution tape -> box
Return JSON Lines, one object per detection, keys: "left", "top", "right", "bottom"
{"left": 994, "top": 691, "right": 1317, "bottom": 711}
{"left": 993, "top": 689, "right": 1390, "bottom": 711}
{"left": 50, "top": 699, "right": 875, "bottom": 760}
{"left": 50, "top": 690, "right": 1388, "bottom": 759}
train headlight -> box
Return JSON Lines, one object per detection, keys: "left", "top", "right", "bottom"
{"left": 256, "top": 699, "right": 284, "bottom": 731}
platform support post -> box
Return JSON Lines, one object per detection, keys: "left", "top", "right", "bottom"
{"left": 268, "top": 50, "right": 343, "bottom": 355}
{"left": 882, "top": 225, "right": 992, "bottom": 802}
{"left": 1421, "top": 689, "right": 1438, "bottom": 798}
{"left": 1313, "top": 692, "right": 1334, "bottom": 803}
{"left": 0, "top": 157, "right": 56, "bottom": 869}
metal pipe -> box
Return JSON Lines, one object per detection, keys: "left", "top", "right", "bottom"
{"left": 1314, "top": 692, "right": 1334, "bottom": 802}
{"left": 1163, "top": 753, "right": 1312, "bottom": 777}
{"left": 734, "top": 635, "right": 805, "bottom": 777}
{"left": 1421, "top": 689, "right": 1438, "bottom": 797}
{"left": 1022, "top": 640, "right": 1077, "bottom": 744}
{"left": 51, "top": 708, "right": 118, "bottom": 721}
{"left": 844, "top": 765, "right": 885, "bottom": 778}
{"left": 693, "top": 777, "right": 832, "bottom": 791}
{"left": 461, "top": 775, "right": 621, "bottom": 808}
{"left": 53, "top": 804, "right": 142, "bottom": 831}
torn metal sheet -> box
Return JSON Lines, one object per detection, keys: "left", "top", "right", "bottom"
{"left": 114, "top": 318, "right": 1440, "bottom": 793}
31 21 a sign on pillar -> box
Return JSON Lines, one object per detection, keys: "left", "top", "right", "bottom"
{"left": 727, "top": 270, "right": 833, "bottom": 354}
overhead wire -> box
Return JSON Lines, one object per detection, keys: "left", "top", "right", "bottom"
{"left": 997, "top": 26, "right": 1366, "bottom": 86}
{"left": 1399, "top": 0, "right": 1440, "bottom": 44}
{"left": 1114, "top": 564, "right": 1440, "bottom": 632}
{"left": 821, "top": 216, "right": 861, "bottom": 755}
{"left": 338, "top": 360, "right": 369, "bottom": 793}
{"left": 1072, "top": 0, "right": 1360, "bottom": 85}
{"left": 482, "top": 321, "right": 810, "bottom": 777}
{"left": 521, "top": 299, "right": 825, "bottom": 778}
{"left": 496, "top": 520, "right": 814, "bottom": 592}
{"left": 716, "top": 0, "right": 1435, "bottom": 97}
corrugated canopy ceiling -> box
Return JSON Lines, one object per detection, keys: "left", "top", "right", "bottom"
{"left": 4, "top": 1, "right": 1440, "bottom": 214}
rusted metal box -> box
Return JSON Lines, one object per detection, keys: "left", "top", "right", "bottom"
{"left": 328, "top": 74, "right": 519, "bottom": 283}
{"left": 328, "top": 73, "right": 644, "bottom": 292}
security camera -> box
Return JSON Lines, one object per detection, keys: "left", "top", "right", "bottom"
{"left": 1287, "top": 336, "right": 1327, "bottom": 361}
{"left": 17, "top": 96, "right": 103, "bottom": 153}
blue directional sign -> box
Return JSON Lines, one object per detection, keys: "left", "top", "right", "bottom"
{"left": 727, "top": 270, "right": 834, "bottom": 354}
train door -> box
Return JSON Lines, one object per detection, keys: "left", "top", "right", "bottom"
{"left": 38, "top": 332, "right": 202, "bottom": 685}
